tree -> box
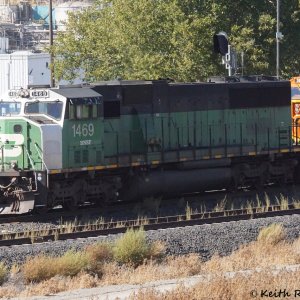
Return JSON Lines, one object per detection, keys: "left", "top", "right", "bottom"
{"left": 52, "top": 0, "right": 300, "bottom": 82}
{"left": 52, "top": 0, "right": 218, "bottom": 82}
{"left": 178, "top": 0, "right": 300, "bottom": 77}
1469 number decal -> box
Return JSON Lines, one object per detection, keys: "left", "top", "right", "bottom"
{"left": 72, "top": 123, "right": 94, "bottom": 137}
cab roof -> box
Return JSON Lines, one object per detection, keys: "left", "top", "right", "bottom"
{"left": 51, "top": 87, "right": 101, "bottom": 99}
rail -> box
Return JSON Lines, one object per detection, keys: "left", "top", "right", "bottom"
{"left": 0, "top": 204, "right": 299, "bottom": 247}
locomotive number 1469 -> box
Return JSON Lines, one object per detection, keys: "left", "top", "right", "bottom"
{"left": 72, "top": 123, "right": 95, "bottom": 137}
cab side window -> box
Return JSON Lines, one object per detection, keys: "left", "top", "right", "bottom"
{"left": 69, "top": 97, "right": 102, "bottom": 120}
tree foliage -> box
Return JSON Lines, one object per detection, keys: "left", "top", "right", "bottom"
{"left": 52, "top": 0, "right": 300, "bottom": 82}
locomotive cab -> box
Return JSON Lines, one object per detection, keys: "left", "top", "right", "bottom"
{"left": 0, "top": 88, "right": 67, "bottom": 213}
{"left": 0, "top": 86, "right": 104, "bottom": 213}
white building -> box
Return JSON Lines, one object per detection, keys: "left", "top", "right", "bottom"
{"left": 0, "top": 51, "right": 50, "bottom": 95}
{"left": 0, "top": 51, "right": 85, "bottom": 96}
{"left": 0, "top": 4, "right": 18, "bottom": 23}
{"left": 0, "top": 37, "right": 8, "bottom": 53}
{"left": 55, "top": 1, "right": 93, "bottom": 31}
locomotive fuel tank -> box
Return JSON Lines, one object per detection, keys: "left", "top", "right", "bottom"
{"left": 121, "top": 167, "right": 232, "bottom": 201}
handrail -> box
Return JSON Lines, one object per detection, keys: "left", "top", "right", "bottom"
{"left": 34, "top": 143, "right": 49, "bottom": 188}
{"left": 23, "top": 146, "right": 37, "bottom": 192}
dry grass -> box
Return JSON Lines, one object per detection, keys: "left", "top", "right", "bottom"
{"left": 85, "top": 242, "right": 113, "bottom": 276}
{"left": 85, "top": 242, "right": 113, "bottom": 263}
{"left": 22, "top": 255, "right": 58, "bottom": 283}
{"left": 99, "top": 253, "right": 202, "bottom": 286}
{"left": 2, "top": 223, "right": 300, "bottom": 298}
{"left": 15, "top": 232, "right": 300, "bottom": 299}
{"left": 185, "top": 202, "right": 192, "bottom": 220}
{"left": 0, "top": 262, "right": 8, "bottom": 285}
{"left": 257, "top": 223, "right": 285, "bottom": 245}
{"left": 22, "top": 251, "right": 89, "bottom": 283}
{"left": 276, "top": 194, "right": 289, "bottom": 210}
{"left": 246, "top": 200, "right": 254, "bottom": 214}
{"left": 17, "top": 274, "right": 98, "bottom": 298}
{"left": 213, "top": 196, "right": 227, "bottom": 212}
{"left": 0, "top": 255, "right": 202, "bottom": 297}
{"left": 203, "top": 223, "right": 300, "bottom": 274}
{"left": 10, "top": 263, "right": 20, "bottom": 276}
{"left": 0, "top": 287, "right": 19, "bottom": 299}
{"left": 203, "top": 240, "right": 300, "bottom": 274}
{"left": 22, "top": 228, "right": 165, "bottom": 285}
{"left": 293, "top": 199, "right": 300, "bottom": 209}
{"left": 130, "top": 270, "right": 300, "bottom": 300}
{"left": 264, "top": 192, "right": 271, "bottom": 210}
{"left": 148, "top": 240, "right": 166, "bottom": 261}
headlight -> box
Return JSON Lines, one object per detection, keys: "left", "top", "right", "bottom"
{"left": 10, "top": 162, "right": 17, "bottom": 170}
{"left": 37, "top": 173, "right": 42, "bottom": 181}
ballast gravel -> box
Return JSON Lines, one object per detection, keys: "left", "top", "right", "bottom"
{"left": 0, "top": 222, "right": 59, "bottom": 234}
{"left": 0, "top": 214, "right": 300, "bottom": 267}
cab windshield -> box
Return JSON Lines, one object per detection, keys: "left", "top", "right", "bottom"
{"left": 25, "top": 101, "right": 63, "bottom": 120}
{"left": 0, "top": 102, "right": 21, "bottom": 116}
{"left": 292, "top": 87, "right": 300, "bottom": 100}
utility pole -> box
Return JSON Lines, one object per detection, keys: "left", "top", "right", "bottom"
{"left": 49, "top": 0, "right": 55, "bottom": 87}
{"left": 276, "top": 0, "right": 283, "bottom": 79}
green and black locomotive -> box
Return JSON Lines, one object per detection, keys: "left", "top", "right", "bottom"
{"left": 0, "top": 76, "right": 297, "bottom": 214}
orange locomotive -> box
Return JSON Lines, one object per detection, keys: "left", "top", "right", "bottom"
{"left": 291, "top": 77, "right": 300, "bottom": 143}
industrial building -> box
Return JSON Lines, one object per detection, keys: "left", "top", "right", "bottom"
{"left": 0, "top": 0, "right": 93, "bottom": 51}
{"left": 0, "top": 1, "right": 90, "bottom": 95}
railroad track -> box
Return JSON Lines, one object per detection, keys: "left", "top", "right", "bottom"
{"left": 0, "top": 204, "right": 299, "bottom": 247}
{"left": 0, "top": 188, "right": 233, "bottom": 224}
{"left": 0, "top": 200, "right": 136, "bottom": 224}
{"left": 0, "top": 184, "right": 298, "bottom": 225}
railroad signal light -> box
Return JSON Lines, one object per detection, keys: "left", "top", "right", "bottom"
{"left": 213, "top": 32, "right": 229, "bottom": 56}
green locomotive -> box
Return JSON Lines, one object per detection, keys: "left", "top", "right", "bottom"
{"left": 0, "top": 76, "right": 297, "bottom": 214}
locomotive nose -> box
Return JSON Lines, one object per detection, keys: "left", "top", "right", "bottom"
{"left": 0, "top": 119, "right": 40, "bottom": 214}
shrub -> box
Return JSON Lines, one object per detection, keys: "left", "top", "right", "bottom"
{"left": 113, "top": 228, "right": 151, "bottom": 266}
{"left": 22, "top": 255, "right": 58, "bottom": 283}
{"left": 10, "top": 263, "right": 20, "bottom": 276}
{"left": 0, "top": 262, "right": 7, "bottom": 285}
{"left": 85, "top": 242, "right": 113, "bottom": 263}
{"left": 148, "top": 240, "right": 165, "bottom": 261}
{"left": 56, "top": 250, "right": 89, "bottom": 277}
{"left": 112, "top": 228, "right": 165, "bottom": 266}
{"left": 85, "top": 242, "right": 113, "bottom": 276}
{"left": 257, "top": 223, "right": 285, "bottom": 245}
{"left": 23, "top": 250, "right": 94, "bottom": 283}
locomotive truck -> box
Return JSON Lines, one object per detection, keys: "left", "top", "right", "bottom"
{"left": 0, "top": 76, "right": 298, "bottom": 214}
